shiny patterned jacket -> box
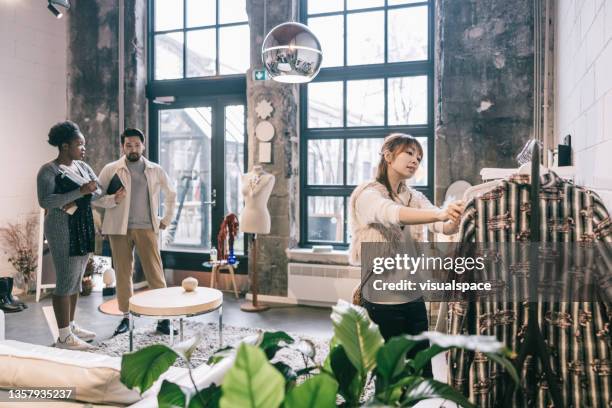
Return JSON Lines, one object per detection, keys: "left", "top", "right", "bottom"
{"left": 446, "top": 172, "right": 611, "bottom": 407}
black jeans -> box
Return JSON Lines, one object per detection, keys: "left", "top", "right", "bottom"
{"left": 363, "top": 298, "right": 433, "bottom": 378}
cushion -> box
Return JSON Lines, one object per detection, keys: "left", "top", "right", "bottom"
{"left": 0, "top": 340, "right": 189, "bottom": 406}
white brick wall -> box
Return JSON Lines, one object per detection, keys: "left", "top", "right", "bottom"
{"left": 0, "top": 0, "right": 67, "bottom": 276}
{"left": 555, "top": 0, "right": 612, "bottom": 209}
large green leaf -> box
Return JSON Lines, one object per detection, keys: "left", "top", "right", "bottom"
{"left": 374, "top": 337, "right": 420, "bottom": 404}
{"left": 329, "top": 344, "right": 362, "bottom": 406}
{"left": 283, "top": 373, "right": 339, "bottom": 408}
{"left": 408, "top": 344, "right": 445, "bottom": 375}
{"left": 157, "top": 380, "right": 186, "bottom": 408}
{"left": 219, "top": 343, "right": 285, "bottom": 408}
{"left": 207, "top": 346, "right": 235, "bottom": 365}
{"left": 120, "top": 344, "right": 178, "bottom": 393}
{"left": 376, "top": 337, "right": 419, "bottom": 383}
{"left": 258, "top": 331, "right": 295, "bottom": 359}
{"left": 485, "top": 352, "right": 519, "bottom": 385}
{"left": 330, "top": 300, "right": 384, "bottom": 375}
{"left": 188, "top": 384, "right": 221, "bottom": 408}
{"left": 322, "top": 336, "right": 339, "bottom": 375}
{"left": 399, "top": 378, "right": 476, "bottom": 408}
{"left": 273, "top": 361, "right": 298, "bottom": 389}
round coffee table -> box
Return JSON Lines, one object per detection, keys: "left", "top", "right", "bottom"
{"left": 128, "top": 286, "right": 223, "bottom": 352}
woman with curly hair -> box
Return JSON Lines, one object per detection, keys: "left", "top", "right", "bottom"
{"left": 37, "top": 121, "right": 118, "bottom": 350}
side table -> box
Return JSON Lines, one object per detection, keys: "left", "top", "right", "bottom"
{"left": 128, "top": 286, "right": 223, "bottom": 352}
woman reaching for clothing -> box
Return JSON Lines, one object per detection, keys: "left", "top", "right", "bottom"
{"left": 349, "top": 133, "right": 464, "bottom": 377}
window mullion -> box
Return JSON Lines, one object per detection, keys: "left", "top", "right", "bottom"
{"left": 183, "top": 0, "right": 187, "bottom": 78}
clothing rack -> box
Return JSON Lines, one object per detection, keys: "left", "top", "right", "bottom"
{"left": 503, "top": 142, "right": 563, "bottom": 406}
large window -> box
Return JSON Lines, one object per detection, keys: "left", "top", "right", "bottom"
{"left": 148, "top": 0, "right": 248, "bottom": 269}
{"left": 152, "top": 0, "right": 250, "bottom": 80}
{"left": 300, "top": 0, "right": 434, "bottom": 246}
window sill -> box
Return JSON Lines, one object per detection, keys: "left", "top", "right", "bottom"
{"left": 285, "top": 248, "right": 349, "bottom": 265}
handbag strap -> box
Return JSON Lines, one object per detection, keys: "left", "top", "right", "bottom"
{"left": 359, "top": 268, "right": 375, "bottom": 290}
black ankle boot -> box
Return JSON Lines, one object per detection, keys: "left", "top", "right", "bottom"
{"left": 6, "top": 277, "right": 27, "bottom": 309}
{"left": 0, "top": 278, "right": 24, "bottom": 313}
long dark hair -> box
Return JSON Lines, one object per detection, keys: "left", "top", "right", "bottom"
{"left": 375, "top": 133, "right": 423, "bottom": 198}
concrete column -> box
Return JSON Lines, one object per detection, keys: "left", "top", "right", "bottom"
{"left": 246, "top": 0, "right": 299, "bottom": 296}
{"left": 67, "top": 0, "right": 147, "bottom": 173}
{"left": 435, "top": 0, "right": 534, "bottom": 203}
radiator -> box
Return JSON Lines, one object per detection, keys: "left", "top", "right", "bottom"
{"left": 287, "top": 263, "right": 360, "bottom": 305}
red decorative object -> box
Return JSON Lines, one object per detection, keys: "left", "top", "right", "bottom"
{"left": 217, "top": 213, "right": 239, "bottom": 260}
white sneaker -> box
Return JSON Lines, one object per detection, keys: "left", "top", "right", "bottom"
{"left": 54, "top": 333, "right": 94, "bottom": 351}
{"left": 71, "top": 323, "right": 96, "bottom": 342}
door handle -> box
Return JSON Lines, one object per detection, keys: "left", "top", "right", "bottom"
{"left": 204, "top": 188, "right": 216, "bottom": 206}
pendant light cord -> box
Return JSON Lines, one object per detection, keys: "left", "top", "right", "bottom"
{"left": 263, "top": 0, "right": 267, "bottom": 38}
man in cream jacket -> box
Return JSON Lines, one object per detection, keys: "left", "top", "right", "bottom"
{"left": 94, "top": 128, "right": 177, "bottom": 336}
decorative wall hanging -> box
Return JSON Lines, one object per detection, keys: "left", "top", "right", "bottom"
{"left": 255, "top": 121, "right": 275, "bottom": 142}
{"left": 255, "top": 99, "right": 274, "bottom": 120}
{"left": 258, "top": 142, "right": 272, "bottom": 163}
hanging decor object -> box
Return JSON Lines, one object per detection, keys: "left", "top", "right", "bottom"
{"left": 262, "top": 22, "right": 323, "bottom": 83}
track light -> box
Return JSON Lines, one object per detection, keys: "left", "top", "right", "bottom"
{"left": 47, "top": 3, "right": 62, "bottom": 18}
{"left": 47, "top": 0, "right": 70, "bottom": 19}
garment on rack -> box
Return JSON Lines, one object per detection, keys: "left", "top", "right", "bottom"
{"left": 446, "top": 172, "right": 611, "bottom": 407}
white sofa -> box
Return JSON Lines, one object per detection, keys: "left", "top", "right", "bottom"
{"left": 0, "top": 310, "right": 232, "bottom": 407}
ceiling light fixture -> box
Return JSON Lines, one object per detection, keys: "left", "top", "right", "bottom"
{"left": 261, "top": 0, "right": 322, "bottom": 83}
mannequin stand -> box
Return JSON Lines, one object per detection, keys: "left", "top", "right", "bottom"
{"left": 241, "top": 234, "right": 269, "bottom": 312}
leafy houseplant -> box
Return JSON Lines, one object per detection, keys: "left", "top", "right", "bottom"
{"left": 120, "top": 300, "right": 518, "bottom": 407}
{"left": 0, "top": 215, "right": 38, "bottom": 293}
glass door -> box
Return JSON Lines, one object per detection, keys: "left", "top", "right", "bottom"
{"left": 153, "top": 97, "right": 246, "bottom": 254}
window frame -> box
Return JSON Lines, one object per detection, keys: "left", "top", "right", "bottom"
{"left": 147, "top": 0, "right": 250, "bottom": 81}
{"left": 299, "top": 0, "right": 435, "bottom": 248}
{"left": 147, "top": 0, "right": 249, "bottom": 272}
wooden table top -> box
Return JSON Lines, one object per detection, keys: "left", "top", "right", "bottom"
{"left": 129, "top": 286, "right": 223, "bottom": 317}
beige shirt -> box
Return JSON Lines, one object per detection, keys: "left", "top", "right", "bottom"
{"left": 349, "top": 180, "right": 444, "bottom": 266}
{"left": 93, "top": 156, "right": 177, "bottom": 235}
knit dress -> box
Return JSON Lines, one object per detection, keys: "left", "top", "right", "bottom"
{"left": 36, "top": 160, "right": 101, "bottom": 296}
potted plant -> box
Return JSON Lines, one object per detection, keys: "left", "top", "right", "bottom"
{"left": 0, "top": 215, "right": 38, "bottom": 294}
{"left": 120, "top": 300, "right": 518, "bottom": 407}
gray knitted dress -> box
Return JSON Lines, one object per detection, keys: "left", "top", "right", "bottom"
{"left": 37, "top": 160, "right": 102, "bottom": 296}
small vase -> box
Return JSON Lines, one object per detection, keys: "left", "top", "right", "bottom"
{"left": 227, "top": 249, "right": 237, "bottom": 265}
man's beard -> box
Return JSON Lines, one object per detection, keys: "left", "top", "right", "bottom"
{"left": 127, "top": 153, "right": 141, "bottom": 162}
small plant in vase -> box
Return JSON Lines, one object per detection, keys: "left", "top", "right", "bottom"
{"left": 0, "top": 215, "right": 39, "bottom": 294}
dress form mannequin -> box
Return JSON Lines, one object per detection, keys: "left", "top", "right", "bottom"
{"left": 239, "top": 165, "right": 275, "bottom": 312}
{"left": 239, "top": 165, "right": 275, "bottom": 234}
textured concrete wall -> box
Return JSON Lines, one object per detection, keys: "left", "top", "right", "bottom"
{"left": 67, "top": 0, "right": 120, "bottom": 173}
{"left": 435, "top": 0, "right": 534, "bottom": 202}
{"left": 246, "top": 0, "right": 299, "bottom": 296}
{"left": 67, "top": 0, "right": 147, "bottom": 173}
{"left": 124, "top": 0, "right": 148, "bottom": 132}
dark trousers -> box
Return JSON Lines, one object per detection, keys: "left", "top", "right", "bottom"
{"left": 363, "top": 299, "right": 433, "bottom": 378}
